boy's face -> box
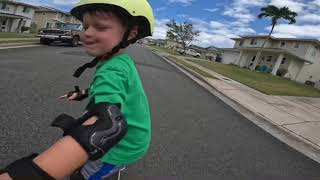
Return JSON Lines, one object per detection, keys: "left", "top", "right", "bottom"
{"left": 81, "top": 11, "right": 126, "bottom": 57}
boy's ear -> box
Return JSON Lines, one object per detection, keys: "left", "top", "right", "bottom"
{"left": 128, "top": 26, "right": 139, "bottom": 41}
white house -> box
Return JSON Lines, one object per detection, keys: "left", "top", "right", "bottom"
{"left": 0, "top": 0, "right": 37, "bottom": 32}
{"left": 231, "top": 35, "right": 320, "bottom": 86}
{"left": 219, "top": 48, "right": 240, "bottom": 64}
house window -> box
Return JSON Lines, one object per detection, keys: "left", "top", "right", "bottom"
{"left": 266, "top": 56, "right": 272, "bottom": 62}
{"left": 250, "top": 39, "right": 258, "bottom": 45}
{"left": 294, "top": 42, "right": 300, "bottom": 48}
{"left": 281, "top": 57, "right": 287, "bottom": 64}
{"left": 23, "top": 7, "right": 30, "bottom": 13}
{"left": 1, "top": 3, "right": 7, "bottom": 10}
{"left": 46, "top": 22, "right": 53, "bottom": 28}
{"left": 239, "top": 40, "right": 244, "bottom": 46}
{"left": 280, "top": 41, "right": 286, "bottom": 47}
{"left": 261, "top": 57, "right": 265, "bottom": 61}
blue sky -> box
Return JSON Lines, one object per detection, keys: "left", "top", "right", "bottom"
{"left": 18, "top": 0, "right": 320, "bottom": 48}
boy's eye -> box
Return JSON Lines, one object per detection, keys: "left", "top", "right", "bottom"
{"left": 97, "top": 26, "right": 110, "bottom": 31}
{"left": 83, "top": 26, "right": 88, "bottom": 30}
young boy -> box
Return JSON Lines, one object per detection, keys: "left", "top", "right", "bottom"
{"left": 0, "top": 0, "right": 154, "bottom": 179}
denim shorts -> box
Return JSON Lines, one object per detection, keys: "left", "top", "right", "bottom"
{"left": 70, "top": 159, "right": 125, "bottom": 180}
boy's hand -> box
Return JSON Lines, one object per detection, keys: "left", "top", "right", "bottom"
{"left": 59, "top": 86, "right": 88, "bottom": 101}
{"left": 60, "top": 92, "right": 79, "bottom": 101}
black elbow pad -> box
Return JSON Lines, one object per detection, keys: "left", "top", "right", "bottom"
{"left": 52, "top": 102, "right": 128, "bottom": 161}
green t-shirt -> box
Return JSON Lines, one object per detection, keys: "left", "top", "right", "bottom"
{"left": 88, "top": 53, "right": 151, "bottom": 165}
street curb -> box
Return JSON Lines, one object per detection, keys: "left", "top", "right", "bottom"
{"left": 0, "top": 42, "right": 40, "bottom": 48}
{"left": 151, "top": 49, "right": 320, "bottom": 164}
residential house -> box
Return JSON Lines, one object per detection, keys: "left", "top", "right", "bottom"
{"left": 231, "top": 35, "right": 320, "bottom": 86}
{"left": 188, "top": 44, "right": 206, "bottom": 58}
{"left": 144, "top": 38, "right": 166, "bottom": 46}
{"left": 0, "top": 0, "right": 37, "bottom": 32}
{"left": 32, "top": 6, "right": 81, "bottom": 32}
{"left": 187, "top": 45, "right": 220, "bottom": 61}
{"left": 165, "top": 39, "right": 182, "bottom": 49}
{"left": 220, "top": 48, "right": 240, "bottom": 64}
{"left": 204, "top": 46, "right": 220, "bottom": 61}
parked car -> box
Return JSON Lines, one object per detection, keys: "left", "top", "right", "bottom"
{"left": 37, "top": 23, "right": 83, "bottom": 46}
{"left": 177, "top": 48, "right": 201, "bottom": 58}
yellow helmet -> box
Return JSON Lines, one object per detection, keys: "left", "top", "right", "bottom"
{"left": 70, "top": 0, "right": 154, "bottom": 39}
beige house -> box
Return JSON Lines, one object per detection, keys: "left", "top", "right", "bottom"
{"left": 0, "top": 0, "right": 37, "bottom": 32}
{"left": 231, "top": 35, "right": 320, "bottom": 86}
{"left": 165, "top": 39, "right": 182, "bottom": 49}
{"left": 32, "top": 6, "right": 81, "bottom": 32}
{"left": 220, "top": 48, "right": 240, "bottom": 64}
{"left": 204, "top": 46, "right": 220, "bottom": 61}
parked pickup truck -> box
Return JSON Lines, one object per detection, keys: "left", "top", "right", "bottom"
{"left": 37, "top": 23, "right": 83, "bottom": 46}
{"left": 177, "top": 48, "right": 201, "bottom": 58}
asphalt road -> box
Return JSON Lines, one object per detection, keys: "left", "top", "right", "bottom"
{"left": 1, "top": 44, "right": 320, "bottom": 180}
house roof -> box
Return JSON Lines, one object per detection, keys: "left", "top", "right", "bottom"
{"left": 231, "top": 35, "right": 320, "bottom": 45}
{"left": 0, "top": 12, "right": 30, "bottom": 19}
{"left": 3, "top": 0, "right": 38, "bottom": 9}
{"left": 220, "top": 48, "right": 240, "bottom": 52}
{"left": 35, "top": 6, "right": 70, "bottom": 15}
{"left": 238, "top": 47, "right": 312, "bottom": 63}
{"left": 206, "top": 46, "right": 219, "bottom": 52}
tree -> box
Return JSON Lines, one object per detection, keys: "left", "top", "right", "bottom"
{"left": 166, "top": 20, "right": 200, "bottom": 54}
{"left": 251, "top": 5, "right": 297, "bottom": 70}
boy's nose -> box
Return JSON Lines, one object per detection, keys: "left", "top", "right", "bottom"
{"left": 83, "top": 27, "right": 95, "bottom": 37}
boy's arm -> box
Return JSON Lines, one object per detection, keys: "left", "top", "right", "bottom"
{"left": 0, "top": 117, "right": 97, "bottom": 180}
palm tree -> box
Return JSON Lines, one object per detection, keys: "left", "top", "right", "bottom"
{"left": 250, "top": 5, "right": 297, "bottom": 71}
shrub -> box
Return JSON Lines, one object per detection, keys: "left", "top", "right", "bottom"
{"left": 276, "top": 68, "right": 288, "bottom": 76}
{"left": 21, "top": 26, "right": 30, "bottom": 32}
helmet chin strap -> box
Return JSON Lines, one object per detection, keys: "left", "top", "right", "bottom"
{"left": 73, "top": 28, "right": 134, "bottom": 78}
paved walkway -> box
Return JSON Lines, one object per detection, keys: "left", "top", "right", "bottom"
{"left": 153, "top": 49, "right": 320, "bottom": 162}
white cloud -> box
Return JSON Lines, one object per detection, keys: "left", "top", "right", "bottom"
{"left": 312, "top": 0, "right": 320, "bottom": 6}
{"left": 194, "top": 32, "right": 235, "bottom": 48}
{"left": 187, "top": 17, "right": 255, "bottom": 47}
{"left": 17, "top": 0, "right": 42, "bottom": 6}
{"left": 54, "top": 0, "right": 78, "bottom": 5}
{"left": 155, "top": 7, "right": 167, "bottom": 12}
{"left": 168, "top": 0, "right": 195, "bottom": 5}
{"left": 297, "top": 14, "right": 320, "bottom": 23}
{"left": 204, "top": 8, "right": 219, "bottom": 13}
{"left": 223, "top": 0, "right": 267, "bottom": 24}
{"left": 266, "top": 24, "right": 320, "bottom": 39}
{"left": 152, "top": 19, "right": 170, "bottom": 40}
{"left": 269, "top": 0, "right": 306, "bottom": 13}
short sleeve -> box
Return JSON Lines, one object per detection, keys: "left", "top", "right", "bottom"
{"left": 91, "top": 67, "right": 127, "bottom": 106}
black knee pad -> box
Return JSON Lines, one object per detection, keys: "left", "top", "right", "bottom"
{"left": 52, "top": 102, "right": 128, "bottom": 161}
{"left": 0, "top": 154, "right": 55, "bottom": 180}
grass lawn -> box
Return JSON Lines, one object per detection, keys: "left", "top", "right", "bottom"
{"left": 167, "top": 56, "right": 216, "bottom": 79}
{"left": 0, "top": 32, "right": 37, "bottom": 39}
{"left": 185, "top": 58, "right": 320, "bottom": 97}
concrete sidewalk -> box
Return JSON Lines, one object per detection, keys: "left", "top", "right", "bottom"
{"left": 152, "top": 49, "right": 320, "bottom": 163}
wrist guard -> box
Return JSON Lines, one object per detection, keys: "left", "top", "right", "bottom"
{"left": 0, "top": 154, "right": 55, "bottom": 180}
{"left": 67, "top": 86, "right": 88, "bottom": 101}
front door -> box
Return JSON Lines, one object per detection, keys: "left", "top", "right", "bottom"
{"left": 0, "top": 19, "right": 7, "bottom": 32}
